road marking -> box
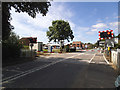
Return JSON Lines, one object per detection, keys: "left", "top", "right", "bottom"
{"left": 89, "top": 54, "right": 96, "bottom": 63}
{"left": 90, "top": 61, "right": 95, "bottom": 63}
{"left": 102, "top": 53, "right": 109, "bottom": 64}
{"left": 1, "top": 53, "right": 83, "bottom": 85}
{"left": 4, "top": 69, "right": 23, "bottom": 73}
{"left": 98, "top": 62, "right": 107, "bottom": 64}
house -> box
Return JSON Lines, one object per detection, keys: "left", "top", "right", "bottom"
{"left": 20, "top": 37, "right": 37, "bottom": 45}
{"left": 20, "top": 37, "right": 30, "bottom": 46}
{"left": 72, "top": 41, "right": 83, "bottom": 49}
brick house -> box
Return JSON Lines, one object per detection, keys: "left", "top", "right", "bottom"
{"left": 72, "top": 41, "right": 83, "bottom": 49}
{"left": 20, "top": 37, "right": 30, "bottom": 46}
{"left": 20, "top": 37, "right": 37, "bottom": 46}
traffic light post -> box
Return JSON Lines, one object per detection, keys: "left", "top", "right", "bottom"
{"left": 28, "top": 37, "right": 37, "bottom": 58}
{"left": 98, "top": 30, "right": 114, "bottom": 62}
{"left": 30, "top": 43, "right": 33, "bottom": 57}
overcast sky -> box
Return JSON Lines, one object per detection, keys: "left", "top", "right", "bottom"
{"left": 10, "top": 2, "right": 119, "bottom": 44}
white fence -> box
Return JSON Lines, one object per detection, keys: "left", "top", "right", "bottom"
{"left": 20, "top": 49, "right": 37, "bottom": 58}
{"left": 111, "top": 49, "right": 120, "bottom": 74}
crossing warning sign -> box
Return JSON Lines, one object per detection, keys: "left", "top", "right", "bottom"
{"left": 98, "top": 30, "right": 113, "bottom": 40}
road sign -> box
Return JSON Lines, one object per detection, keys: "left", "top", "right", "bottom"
{"left": 98, "top": 30, "right": 113, "bottom": 40}
{"left": 105, "top": 39, "right": 114, "bottom": 47}
{"left": 99, "top": 41, "right": 105, "bottom": 46}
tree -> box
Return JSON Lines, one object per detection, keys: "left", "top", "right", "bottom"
{"left": 2, "top": 1, "right": 51, "bottom": 61}
{"left": 47, "top": 20, "right": 74, "bottom": 42}
{"left": 46, "top": 20, "right": 74, "bottom": 50}
{"left": 2, "top": 1, "right": 51, "bottom": 40}
{"left": 2, "top": 31, "right": 23, "bottom": 60}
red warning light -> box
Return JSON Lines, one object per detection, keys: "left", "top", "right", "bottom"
{"left": 107, "top": 32, "right": 110, "bottom": 35}
{"left": 111, "top": 30, "right": 113, "bottom": 32}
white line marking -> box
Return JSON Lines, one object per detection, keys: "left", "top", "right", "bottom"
{"left": 98, "top": 62, "right": 107, "bottom": 64}
{"left": 1, "top": 53, "right": 83, "bottom": 85}
{"left": 90, "top": 62, "right": 95, "bottom": 63}
{"left": 89, "top": 54, "right": 96, "bottom": 63}
{"left": 4, "top": 69, "right": 23, "bottom": 73}
{"left": 102, "top": 53, "right": 109, "bottom": 64}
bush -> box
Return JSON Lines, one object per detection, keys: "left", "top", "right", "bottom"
{"left": 65, "top": 45, "right": 70, "bottom": 52}
{"left": 23, "top": 45, "right": 29, "bottom": 49}
{"left": 2, "top": 32, "right": 23, "bottom": 61}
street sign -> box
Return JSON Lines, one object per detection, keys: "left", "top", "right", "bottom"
{"left": 105, "top": 39, "right": 114, "bottom": 47}
{"left": 99, "top": 30, "right": 113, "bottom": 40}
{"left": 99, "top": 41, "right": 105, "bottom": 46}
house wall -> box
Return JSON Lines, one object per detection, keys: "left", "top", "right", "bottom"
{"left": 72, "top": 41, "right": 82, "bottom": 49}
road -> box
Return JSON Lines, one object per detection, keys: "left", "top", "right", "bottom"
{"left": 1, "top": 49, "right": 117, "bottom": 88}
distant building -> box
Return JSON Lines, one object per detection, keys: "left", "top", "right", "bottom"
{"left": 29, "top": 42, "right": 43, "bottom": 51}
{"left": 20, "top": 37, "right": 30, "bottom": 46}
{"left": 85, "top": 43, "right": 93, "bottom": 49}
{"left": 47, "top": 43, "right": 60, "bottom": 49}
{"left": 72, "top": 41, "right": 83, "bottom": 49}
{"left": 20, "top": 37, "right": 37, "bottom": 46}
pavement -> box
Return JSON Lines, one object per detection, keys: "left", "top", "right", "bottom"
{"left": 1, "top": 49, "right": 117, "bottom": 88}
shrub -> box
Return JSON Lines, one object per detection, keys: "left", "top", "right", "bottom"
{"left": 2, "top": 32, "right": 23, "bottom": 61}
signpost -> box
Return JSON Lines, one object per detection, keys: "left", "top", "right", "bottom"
{"left": 99, "top": 30, "right": 113, "bottom": 40}
{"left": 98, "top": 29, "right": 114, "bottom": 62}
{"left": 28, "top": 37, "right": 37, "bottom": 57}
{"left": 30, "top": 43, "right": 34, "bottom": 57}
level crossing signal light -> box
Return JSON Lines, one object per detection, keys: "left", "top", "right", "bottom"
{"left": 98, "top": 30, "right": 113, "bottom": 40}
{"left": 28, "top": 37, "right": 37, "bottom": 43}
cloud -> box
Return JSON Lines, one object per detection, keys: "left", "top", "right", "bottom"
{"left": 10, "top": 2, "right": 75, "bottom": 44}
{"left": 25, "top": 2, "right": 75, "bottom": 29}
{"left": 109, "top": 22, "right": 120, "bottom": 26}
{"left": 86, "top": 31, "right": 95, "bottom": 35}
{"left": 105, "top": 17, "right": 109, "bottom": 20}
{"left": 11, "top": 16, "right": 48, "bottom": 43}
{"left": 114, "top": 16, "right": 120, "bottom": 18}
{"left": 72, "top": 26, "right": 91, "bottom": 42}
{"left": 96, "top": 20, "right": 102, "bottom": 23}
{"left": 91, "top": 29, "right": 98, "bottom": 31}
{"left": 92, "top": 23, "right": 107, "bottom": 29}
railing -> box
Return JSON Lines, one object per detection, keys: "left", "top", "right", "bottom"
{"left": 111, "top": 49, "right": 120, "bottom": 74}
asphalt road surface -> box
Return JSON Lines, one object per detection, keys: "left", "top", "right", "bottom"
{"left": 1, "top": 49, "right": 117, "bottom": 88}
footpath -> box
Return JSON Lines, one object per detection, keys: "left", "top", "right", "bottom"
{"left": 85, "top": 53, "right": 117, "bottom": 88}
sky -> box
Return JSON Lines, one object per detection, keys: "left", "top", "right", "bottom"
{"left": 10, "top": 2, "right": 119, "bottom": 44}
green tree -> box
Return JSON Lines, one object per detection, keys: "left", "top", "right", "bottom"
{"left": 2, "top": 1, "right": 51, "bottom": 40}
{"left": 46, "top": 20, "right": 74, "bottom": 50}
{"left": 2, "top": 1, "right": 51, "bottom": 61}
{"left": 2, "top": 32, "right": 23, "bottom": 60}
